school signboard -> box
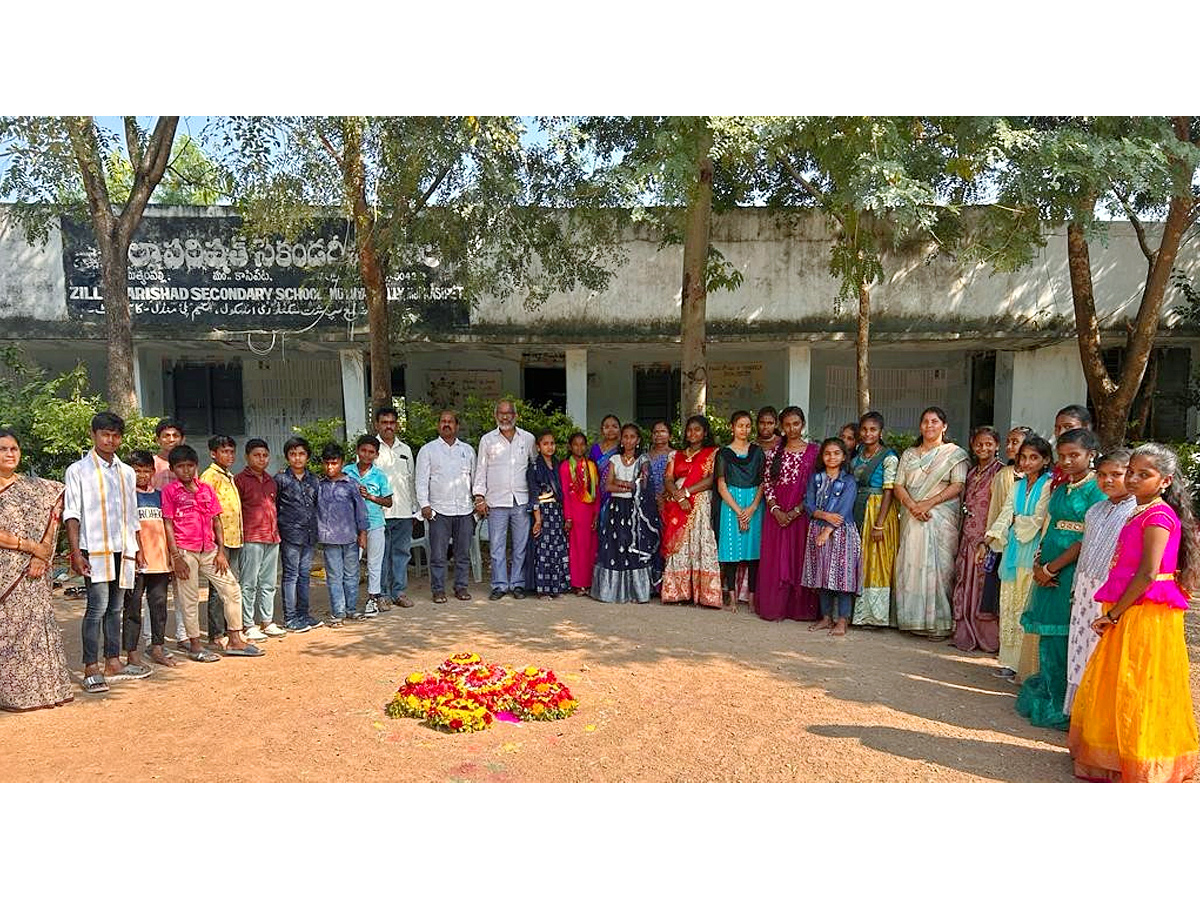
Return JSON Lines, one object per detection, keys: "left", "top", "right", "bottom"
{"left": 60, "top": 214, "right": 467, "bottom": 331}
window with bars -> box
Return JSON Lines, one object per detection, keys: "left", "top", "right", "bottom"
{"left": 172, "top": 361, "right": 245, "bottom": 436}
{"left": 635, "top": 365, "right": 680, "bottom": 427}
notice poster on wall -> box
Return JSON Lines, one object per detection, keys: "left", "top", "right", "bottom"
{"left": 708, "top": 362, "right": 767, "bottom": 416}
{"left": 427, "top": 369, "right": 503, "bottom": 409}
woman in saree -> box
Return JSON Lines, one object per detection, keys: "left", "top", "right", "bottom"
{"left": 892, "top": 407, "right": 970, "bottom": 639}
{"left": 951, "top": 426, "right": 1005, "bottom": 652}
{"left": 0, "top": 429, "right": 74, "bottom": 712}
{"left": 589, "top": 413, "right": 622, "bottom": 520}
{"left": 660, "top": 415, "right": 722, "bottom": 608}
{"left": 559, "top": 432, "right": 599, "bottom": 596}
{"left": 646, "top": 420, "right": 674, "bottom": 595}
{"left": 849, "top": 411, "right": 899, "bottom": 628}
{"left": 592, "top": 423, "right": 661, "bottom": 603}
{"left": 757, "top": 406, "right": 820, "bottom": 621}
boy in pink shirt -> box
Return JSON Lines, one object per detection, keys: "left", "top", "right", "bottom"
{"left": 161, "top": 444, "right": 264, "bottom": 662}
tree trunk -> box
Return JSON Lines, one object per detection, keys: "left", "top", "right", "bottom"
{"left": 856, "top": 281, "right": 871, "bottom": 415}
{"left": 1128, "top": 348, "right": 1160, "bottom": 443}
{"left": 100, "top": 233, "right": 138, "bottom": 418}
{"left": 680, "top": 135, "right": 714, "bottom": 428}
{"left": 340, "top": 118, "right": 392, "bottom": 413}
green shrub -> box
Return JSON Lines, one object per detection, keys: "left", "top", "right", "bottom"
{"left": 291, "top": 417, "right": 351, "bottom": 473}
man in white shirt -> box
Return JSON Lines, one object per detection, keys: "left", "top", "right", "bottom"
{"left": 416, "top": 410, "right": 477, "bottom": 603}
{"left": 63, "top": 411, "right": 150, "bottom": 693}
{"left": 373, "top": 406, "right": 419, "bottom": 609}
{"left": 472, "top": 399, "right": 536, "bottom": 601}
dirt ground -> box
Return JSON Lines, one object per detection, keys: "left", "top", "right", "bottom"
{"left": 3, "top": 572, "right": 1198, "bottom": 783}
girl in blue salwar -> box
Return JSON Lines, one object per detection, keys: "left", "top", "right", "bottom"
{"left": 801, "top": 438, "right": 861, "bottom": 636}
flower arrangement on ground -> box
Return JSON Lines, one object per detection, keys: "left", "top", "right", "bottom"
{"left": 384, "top": 653, "right": 578, "bottom": 733}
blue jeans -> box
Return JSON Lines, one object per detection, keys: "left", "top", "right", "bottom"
{"left": 382, "top": 518, "right": 413, "bottom": 598}
{"left": 819, "top": 590, "right": 854, "bottom": 620}
{"left": 82, "top": 573, "right": 124, "bottom": 665}
{"left": 280, "top": 540, "right": 314, "bottom": 626}
{"left": 323, "top": 542, "right": 360, "bottom": 618}
{"left": 239, "top": 541, "right": 280, "bottom": 627}
{"left": 487, "top": 505, "right": 530, "bottom": 591}
{"left": 428, "top": 513, "right": 474, "bottom": 594}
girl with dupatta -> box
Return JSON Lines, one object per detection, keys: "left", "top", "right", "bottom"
{"left": 0, "top": 429, "right": 74, "bottom": 712}
{"left": 715, "top": 411, "right": 765, "bottom": 612}
{"left": 559, "top": 432, "right": 599, "bottom": 596}
{"left": 1069, "top": 443, "right": 1199, "bottom": 783}
{"left": 849, "top": 411, "right": 899, "bottom": 627}
{"left": 892, "top": 407, "right": 970, "bottom": 639}
{"left": 757, "top": 406, "right": 820, "bottom": 621}
{"left": 661, "top": 415, "right": 722, "bottom": 608}
{"left": 951, "top": 427, "right": 1005, "bottom": 652}
{"left": 527, "top": 430, "right": 570, "bottom": 599}
{"left": 1016, "top": 428, "right": 1104, "bottom": 730}
{"left": 646, "top": 420, "right": 675, "bottom": 595}
{"left": 592, "top": 423, "right": 660, "bottom": 603}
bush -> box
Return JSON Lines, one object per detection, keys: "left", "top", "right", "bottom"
{"left": 291, "top": 417, "right": 351, "bottom": 473}
{"left": 1, "top": 347, "right": 160, "bottom": 479}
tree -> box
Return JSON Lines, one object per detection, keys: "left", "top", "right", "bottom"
{"left": 0, "top": 116, "right": 179, "bottom": 416}
{"left": 218, "top": 116, "right": 625, "bottom": 411}
{"left": 722, "top": 116, "right": 972, "bottom": 415}
{"left": 966, "top": 116, "right": 1200, "bottom": 446}
{"left": 581, "top": 117, "right": 745, "bottom": 426}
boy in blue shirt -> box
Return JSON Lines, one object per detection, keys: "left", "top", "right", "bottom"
{"left": 275, "top": 437, "right": 322, "bottom": 633}
{"left": 317, "top": 442, "right": 369, "bottom": 625}
{"left": 345, "top": 435, "right": 393, "bottom": 618}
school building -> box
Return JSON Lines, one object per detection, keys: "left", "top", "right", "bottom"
{"left": 2, "top": 204, "right": 1197, "bottom": 458}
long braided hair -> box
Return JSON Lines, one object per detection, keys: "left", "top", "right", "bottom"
{"left": 1128, "top": 443, "right": 1200, "bottom": 593}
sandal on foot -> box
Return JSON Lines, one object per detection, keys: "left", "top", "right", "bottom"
{"left": 82, "top": 674, "right": 109, "bottom": 693}
{"left": 187, "top": 649, "right": 221, "bottom": 663}
{"left": 222, "top": 644, "right": 265, "bottom": 657}
{"left": 108, "top": 664, "right": 152, "bottom": 681}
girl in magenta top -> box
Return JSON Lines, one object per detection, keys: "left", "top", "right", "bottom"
{"left": 1094, "top": 503, "right": 1189, "bottom": 610}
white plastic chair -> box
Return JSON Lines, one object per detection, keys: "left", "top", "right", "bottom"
{"left": 409, "top": 521, "right": 430, "bottom": 578}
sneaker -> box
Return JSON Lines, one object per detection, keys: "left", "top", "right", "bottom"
{"left": 363, "top": 598, "right": 379, "bottom": 618}
{"left": 305, "top": 616, "right": 324, "bottom": 629}
{"left": 325, "top": 617, "right": 344, "bottom": 628}
{"left": 345, "top": 611, "right": 365, "bottom": 621}
{"left": 285, "top": 620, "right": 312, "bottom": 634}
{"left": 395, "top": 595, "right": 414, "bottom": 608}
{"left": 244, "top": 625, "right": 269, "bottom": 642}
{"left": 262, "top": 623, "right": 288, "bottom": 637}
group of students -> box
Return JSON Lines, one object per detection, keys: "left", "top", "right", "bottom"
{"left": 0, "top": 396, "right": 1196, "bottom": 782}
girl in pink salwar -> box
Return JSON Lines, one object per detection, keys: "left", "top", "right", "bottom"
{"left": 559, "top": 432, "right": 599, "bottom": 595}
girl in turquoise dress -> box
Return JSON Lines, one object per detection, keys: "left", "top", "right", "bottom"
{"left": 1016, "top": 428, "right": 1104, "bottom": 730}
{"left": 715, "top": 410, "right": 765, "bottom": 611}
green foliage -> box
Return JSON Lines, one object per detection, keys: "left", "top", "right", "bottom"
{"left": 0, "top": 346, "right": 159, "bottom": 478}
{"left": 395, "top": 397, "right": 439, "bottom": 450}
{"left": 459, "top": 396, "right": 584, "bottom": 450}
{"left": 106, "top": 134, "right": 228, "bottom": 205}
{"left": 883, "top": 431, "right": 918, "bottom": 455}
{"left": 290, "top": 417, "right": 351, "bottom": 473}
{"left": 1162, "top": 441, "right": 1200, "bottom": 515}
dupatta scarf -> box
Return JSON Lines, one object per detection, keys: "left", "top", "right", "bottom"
{"left": 661, "top": 446, "right": 717, "bottom": 557}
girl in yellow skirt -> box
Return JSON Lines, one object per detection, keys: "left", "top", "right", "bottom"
{"left": 984, "top": 434, "right": 1052, "bottom": 680}
{"left": 849, "top": 411, "right": 899, "bottom": 627}
{"left": 1069, "top": 443, "right": 1199, "bottom": 783}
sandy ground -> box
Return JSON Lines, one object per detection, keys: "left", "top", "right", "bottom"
{"left": 3, "top": 571, "right": 1198, "bottom": 783}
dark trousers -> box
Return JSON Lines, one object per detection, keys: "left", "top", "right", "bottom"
{"left": 819, "top": 590, "right": 854, "bottom": 619}
{"left": 124, "top": 572, "right": 169, "bottom": 651}
{"left": 721, "top": 561, "right": 759, "bottom": 593}
{"left": 82, "top": 574, "right": 124, "bottom": 665}
{"left": 428, "top": 513, "right": 474, "bottom": 593}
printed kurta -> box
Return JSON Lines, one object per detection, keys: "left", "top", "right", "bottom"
{"left": 800, "top": 471, "right": 861, "bottom": 594}
{"left": 893, "top": 443, "right": 970, "bottom": 636}
{"left": 527, "top": 457, "right": 570, "bottom": 595}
